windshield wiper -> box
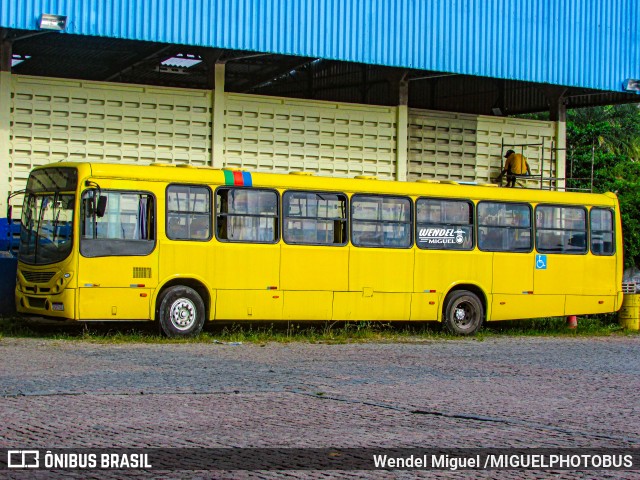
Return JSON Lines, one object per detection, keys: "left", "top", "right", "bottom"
{"left": 34, "top": 196, "right": 47, "bottom": 264}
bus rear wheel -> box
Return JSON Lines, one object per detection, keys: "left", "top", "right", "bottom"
{"left": 158, "top": 286, "right": 205, "bottom": 338}
{"left": 443, "top": 290, "right": 484, "bottom": 335}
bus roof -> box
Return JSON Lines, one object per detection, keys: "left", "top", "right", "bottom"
{"left": 39, "top": 161, "right": 618, "bottom": 207}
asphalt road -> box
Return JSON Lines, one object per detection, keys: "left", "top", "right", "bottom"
{"left": 1, "top": 335, "right": 639, "bottom": 479}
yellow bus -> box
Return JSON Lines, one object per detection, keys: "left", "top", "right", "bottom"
{"left": 13, "top": 162, "right": 623, "bottom": 336}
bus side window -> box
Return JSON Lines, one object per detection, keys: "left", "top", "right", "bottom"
{"left": 216, "top": 187, "right": 279, "bottom": 243}
{"left": 283, "top": 191, "right": 347, "bottom": 246}
{"left": 80, "top": 190, "right": 155, "bottom": 257}
{"left": 166, "top": 184, "right": 211, "bottom": 241}
{"left": 416, "top": 198, "right": 474, "bottom": 250}
{"left": 351, "top": 194, "right": 411, "bottom": 248}
{"left": 536, "top": 205, "right": 587, "bottom": 254}
{"left": 478, "top": 201, "right": 531, "bottom": 252}
{"left": 590, "top": 208, "right": 615, "bottom": 256}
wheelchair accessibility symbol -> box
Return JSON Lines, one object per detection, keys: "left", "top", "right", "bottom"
{"left": 536, "top": 254, "right": 547, "bottom": 270}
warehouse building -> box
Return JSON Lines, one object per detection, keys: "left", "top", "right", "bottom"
{"left": 0, "top": 0, "right": 639, "bottom": 248}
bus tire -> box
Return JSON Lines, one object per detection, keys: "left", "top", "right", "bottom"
{"left": 443, "top": 290, "right": 484, "bottom": 335}
{"left": 158, "top": 286, "right": 205, "bottom": 338}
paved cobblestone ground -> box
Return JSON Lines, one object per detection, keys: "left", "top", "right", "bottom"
{"left": 0, "top": 335, "right": 639, "bottom": 479}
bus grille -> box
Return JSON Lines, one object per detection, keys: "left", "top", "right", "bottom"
{"left": 133, "top": 267, "right": 152, "bottom": 279}
{"left": 26, "top": 296, "right": 47, "bottom": 309}
{"left": 622, "top": 282, "right": 637, "bottom": 294}
{"left": 22, "top": 271, "right": 56, "bottom": 283}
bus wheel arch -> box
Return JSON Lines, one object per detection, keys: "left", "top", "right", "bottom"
{"left": 155, "top": 279, "right": 210, "bottom": 337}
{"left": 442, "top": 284, "right": 486, "bottom": 335}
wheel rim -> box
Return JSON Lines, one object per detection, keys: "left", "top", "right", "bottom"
{"left": 169, "top": 297, "right": 197, "bottom": 331}
{"left": 451, "top": 299, "right": 477, "bottom": 330}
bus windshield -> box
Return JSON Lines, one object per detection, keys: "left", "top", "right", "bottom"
{"left": 19, "top": 168, "right": 77, "bottom": 265}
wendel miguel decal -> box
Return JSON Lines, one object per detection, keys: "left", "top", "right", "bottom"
{"left": 418, "top": 227, "right": 466, "bottom": 246}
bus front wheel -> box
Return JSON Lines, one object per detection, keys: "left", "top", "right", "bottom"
{"left": 158, "top": 286, "right": 205, "bottom": 338}
{"left": 443, "top": 290, "right": 484, "bottom": 335}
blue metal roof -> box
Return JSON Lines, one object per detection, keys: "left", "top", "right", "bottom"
{"left": 1, "top": 0, "right": 639, "bottom": 93}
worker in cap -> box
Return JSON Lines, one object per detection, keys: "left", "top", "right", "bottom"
{"left": 497, "top": 149, "right": 531, "bottom": 187}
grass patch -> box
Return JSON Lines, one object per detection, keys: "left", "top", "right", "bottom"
{"left": 0, "top": 314, "right": 636, "bottom": 344}
{"left": 481, "top": 314, "right": 629, "bottom": 337}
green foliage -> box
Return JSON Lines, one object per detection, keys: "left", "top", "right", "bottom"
{"left": 566, "top": 104, "right": 640, "bottom": 267}
{"left": 568, "top": 105, "right": 640, "bottom": 161}
{"left": 0, "top": 317, "right": 635, "bottom": 343}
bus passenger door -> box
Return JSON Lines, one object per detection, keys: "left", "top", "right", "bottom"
{"left": 77, "top": 188, "right": 157, "bottom": 320}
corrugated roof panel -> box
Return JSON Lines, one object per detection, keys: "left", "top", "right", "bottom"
{"left": 1, "top": 0, "right": 638, "bottom": 93}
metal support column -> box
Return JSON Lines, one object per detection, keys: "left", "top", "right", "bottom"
{"left": 547, "top": 87, "right": 567, "bottom": 191}
{"left": 212, "top": 62, "right": 226, "bottom": 169}
{"left": 396, "top": 80, "right": 409, "bottom": 181}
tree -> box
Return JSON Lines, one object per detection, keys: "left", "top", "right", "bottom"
{"left": 568, "top": 105, "right": 640, "bottom": 161}
{"left": 566, "top": 104, "right": 640, "bottom": 267}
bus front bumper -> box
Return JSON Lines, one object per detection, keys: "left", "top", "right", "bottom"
{"left": 16, "top": 288, "right": 76, "bottom": 320}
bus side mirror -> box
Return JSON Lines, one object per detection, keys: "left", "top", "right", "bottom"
{"left": 6, "top": 205, "right": 12, "bottom": 223}
{"left": 96, "top": 196, "right": 107, "bottom": 218}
